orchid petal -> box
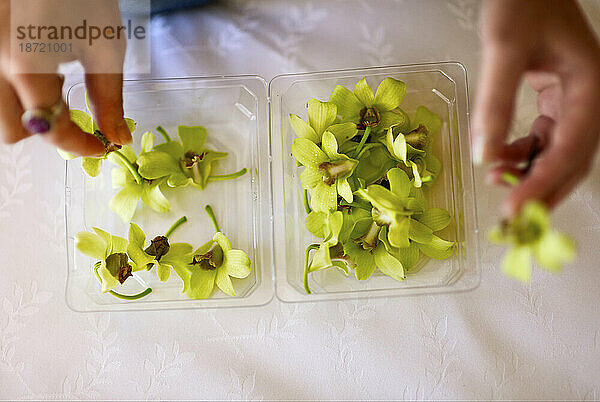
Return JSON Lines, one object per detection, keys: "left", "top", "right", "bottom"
{"left": 81, "top": 157, "right": 103, "bottom": 177}
{"left": 75, "top": 232, "right": 107, "bottom": 260}
{"left": 215, "top": 268, "right": 236, "bottom": 296}
{"left": 373, "top": 78, "right": 406, "bottom": 111}
{"left": 307, "top": 99, "right": 337, "bottom": 136}
{"left": 289, "top": 114, "right": 319, "bottom": 143}
{"left": 503, "top": 246, "right": 533, "bottom": 282}
{"left": 137, "top": 151, "right": 181, "bottom": 180}
{"left": 224, "top": 249, "right": 251, "bottom": 278}
{"left": 292, "top": 138, "right": 328, "bottom": 167}
{"left": 374, "top": 246, "right": 405, "bottom": 281}
{"left": 109, "top": 183, "right": 142, "bottom": 223}
{"left": 178, "top": 125, "right": 207, "bottom": 152}
{"left": 354, "top": 78, "right": 374, "bottom": 107}
{"left": 329, "top": 85, "right": 362, "bottom": 120}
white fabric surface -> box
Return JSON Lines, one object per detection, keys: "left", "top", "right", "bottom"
{"left": 2, "top": 0, "right": 600, "bottom": 399}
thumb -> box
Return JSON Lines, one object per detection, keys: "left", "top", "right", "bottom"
{"left": 85, "top": 73, "right": 131, "bottom": 144}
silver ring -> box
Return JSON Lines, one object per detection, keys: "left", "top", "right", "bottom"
{"left": 21, "top": 98, "right": 65, "bottom": 135}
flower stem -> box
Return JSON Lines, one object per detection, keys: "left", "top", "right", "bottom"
{"left": 304, "top": 244, "right": 320, "bottom": 294}
{"left": 156, "top": 126, "right": 171, "bottom": 142}
{"left": 205, "top": 205, "right": 221, "bottom": 233}
{"left": 208, "top": 168, "right": 247, "bottom": 182}
{"left": 165, "top": 216, "right": 188, "bottom": 238}
{"left": 304, "top": 189, "right": 312, "bottom": 214}
{"left": 112, "top": 149, "right": 143, "bottom": 184}
{"left": 353, "top": 126, "right": 372, "bottom": 157}
{"left": 94, "top": 264, "right": 152, "bottom": 300}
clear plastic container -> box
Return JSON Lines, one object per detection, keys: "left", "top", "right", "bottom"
{"left": 270, "top": 63, "right": 480, "bottom": 302}
{"left": 65, "top": 76, "right": 274, "bottom": 311}
{"left": 65, "top": 63, "right": 480, "bottom": 312}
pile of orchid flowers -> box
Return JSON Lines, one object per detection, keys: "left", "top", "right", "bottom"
{"left": 291, "top": 77, "right": 455, "bottom": 292}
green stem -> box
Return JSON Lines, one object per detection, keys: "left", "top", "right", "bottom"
{"left": 165, "top": 216, "right": 187, "bottom": 237}
{"left": 94, "top": 263, "right": 152, "bottom": 300}
{"left": 205, "top": 205, "right": 221, "bottom": 233}
{"left": 304, "top": 244, "right": 320, "bottom": 294}
{"left": 303, "top": 189, "right": 312, "bottom": 214}
{"left": 112, "top": 150, "right": 143, "bottom": 184}
{"left": 156, "top": 126, "right": 171, "bottom": 142}
{"left": 208, "top": 168, "right": 248, "bottom": 182}
{"left": 353, "top": 126, "right": 372, "bottom": 157}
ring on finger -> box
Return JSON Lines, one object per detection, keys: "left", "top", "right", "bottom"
{"left": 21, "top": 97, "right": 65, "bottom": 135}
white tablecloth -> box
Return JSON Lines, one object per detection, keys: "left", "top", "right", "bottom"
{"left": 2, "top": 1, "right": 600, "bottom": 399}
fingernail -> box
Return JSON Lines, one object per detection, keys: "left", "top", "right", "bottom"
{"left": 472, "top": 134, "right": 484, "bottom": 165}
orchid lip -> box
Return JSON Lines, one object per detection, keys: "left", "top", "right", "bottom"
{"left": 190, "top": 243, "right": 224, "bottom": 270}
{"left": 354, "top": 222, "right": 381, "bottom": 251}
{"left": 318, "top": 160, "right": 354, "bottom": 186}
{"left": 105, "top": 252, "right": 133, "bottom": 284}
{"left": 357, "top": 106, "right": 380, "bottom": 130}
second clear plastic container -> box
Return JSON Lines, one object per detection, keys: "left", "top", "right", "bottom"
{"left": 65, "top": 62, "right": 480, "bottom": 311}
{"left": 270, "top": 63, "right": 480, "bottom": 302}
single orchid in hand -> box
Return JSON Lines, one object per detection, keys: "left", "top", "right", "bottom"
{"left": 488, "top": 200, "right": 576, "bottom": 282}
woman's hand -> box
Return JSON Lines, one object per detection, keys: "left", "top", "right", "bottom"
{"left": 473, "top": 0, "right": 600, "bottom": 217}
{"left": 0, "top": 0, "right": 130, "bottom": 156}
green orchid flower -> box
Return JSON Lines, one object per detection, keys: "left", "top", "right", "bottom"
{"left": 410, "top": 105, "right": 442, "bottom": 135}
{"left": 289, "top": 99, "right": 358, "bottom": 145}
{"left": 58, "top": 109, "right": 136, "bottom": 178}
{"left": 303, "top": 206, "right": 376, "bottom": 292}
{"left": 305, "top": 210, "right": 345, "bottom": 271}
{"left": 183, "top": 206, "right": 251, "bottom": 299}
{"left": 292, "top": 131, "right": 358, "bottom": 212}
{"left": 409, "top": 105, "right": 443, "bottom": 185}
{"left": 357, "top": 168, "right": 454, "bottom": 256}
{"left": 357, "top": 168, "right": 419, "bottom": 248}
{"left": 329, "top": 77, "right": 410, "bottom": 134}
{"left": 75, "top": 227, "right": 131, "bottom": 292}
{"left": 127, "top": 217, "right": 193, "bottom": 284}
{"left": 488, "top": 200, "right": 576, "bottom": 282}
{"left": 107, "top": 132, "right": 170, "bottom": 223}
{"left": 380, "top": 106, "right": 443, "bottom": 188}
{"left": 137, "top": 125, "right": 246, "bottom": 190}
{"left": 76, "top": 227, "right": 153, "bottom": 301}
{"left": 342, "top": 220, "right": 406, "bottom": 282}
{"left": 382, "top": 127, "right": 426, "bottom": 188}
